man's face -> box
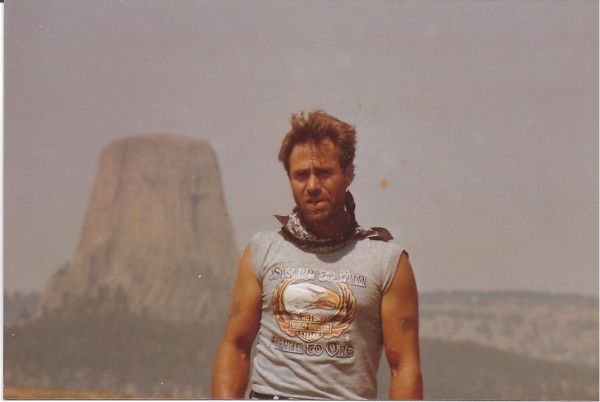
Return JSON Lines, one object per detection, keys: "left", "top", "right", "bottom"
{"left": 288, "top": 139, "right": 354, "bottom": 227}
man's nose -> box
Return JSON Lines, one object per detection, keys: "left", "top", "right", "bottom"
{"left": 307, "top": 174, "right": 322, "bottom": 195}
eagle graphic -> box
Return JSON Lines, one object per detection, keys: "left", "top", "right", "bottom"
{"left": 271, "top": 279, "right": 356, "bottom": 342}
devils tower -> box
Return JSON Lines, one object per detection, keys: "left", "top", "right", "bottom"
{"left": 5, "top": 134, "right": 239, "bottom": 397}
{"left": 38, "top": 134, "right": 238, "bottom": 323}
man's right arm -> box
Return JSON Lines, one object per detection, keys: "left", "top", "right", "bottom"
{"left": 211, "top": 244, "right": 262, "bottom": 398}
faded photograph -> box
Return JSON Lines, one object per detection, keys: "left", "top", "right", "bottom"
{"left": 4, "top": 0, "right": 598, "bottom": 399}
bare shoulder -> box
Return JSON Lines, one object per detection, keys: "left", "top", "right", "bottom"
{"left": 382, "top": 250, "right": 418, "bottom": 323}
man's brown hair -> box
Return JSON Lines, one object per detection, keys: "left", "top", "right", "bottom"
{"left": 278, "top": 110, "right": 357, "bottom": 173}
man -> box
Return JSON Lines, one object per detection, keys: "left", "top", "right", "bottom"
{"left": 212, "top": 110, "right": 422, "bottom": 399}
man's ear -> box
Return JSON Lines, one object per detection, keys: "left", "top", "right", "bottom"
{"left": 344, "top": 164, "right": 355, "bottom": 186}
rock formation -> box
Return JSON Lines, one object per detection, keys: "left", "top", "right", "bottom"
{"left": 37, "top": 134, "right": 238, "bottom": 324}
{"left": 4, "top": 134, "right": 239, "bottom": 397}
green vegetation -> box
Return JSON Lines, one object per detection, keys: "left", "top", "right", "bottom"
{"left": 4, "top": 292, "right": 226, "bottom": 398}
{"left": 377, "top": 337, "right": 598, "bottom": 400}
{"left": 6, "top": 289, "right": 598, "bottom": 399}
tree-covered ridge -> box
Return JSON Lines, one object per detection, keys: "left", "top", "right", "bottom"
{"left": 419, "top": 290, "right": 598, "bottom": 366}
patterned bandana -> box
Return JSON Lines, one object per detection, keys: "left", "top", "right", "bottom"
{"left": 275, "top": 191, "right": 393, "bottom": 253}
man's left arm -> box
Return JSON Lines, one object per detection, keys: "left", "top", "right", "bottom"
{"left": 381, "top": 251, "right": 423, "bottom": 400}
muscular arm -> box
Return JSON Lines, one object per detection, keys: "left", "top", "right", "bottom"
{"left": 381, "top": 252, "right": 423, "bottom": 399}
{"left": 211, "top": 244, "right": 262, "bottom": 398}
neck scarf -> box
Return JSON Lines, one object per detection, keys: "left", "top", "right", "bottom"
{"left": 275, "top": 191, "right": 393, "bottom": 253}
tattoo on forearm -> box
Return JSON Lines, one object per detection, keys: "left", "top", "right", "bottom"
{"left": 400, "top": 316, "right": 418, "bottom": 332}
{"left": 229, "top": 300, "right": 241, "bottom": 318}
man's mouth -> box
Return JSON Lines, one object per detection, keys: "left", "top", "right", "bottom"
{"left": 306, "top": 200, "right": 327, "bottom": 214}
{"left": 306, "top": 200, "right": 327, "bottom": 209}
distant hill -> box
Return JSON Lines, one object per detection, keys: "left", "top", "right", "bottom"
{"left": 419, "top": 290, "right": 598, "bottom": 366}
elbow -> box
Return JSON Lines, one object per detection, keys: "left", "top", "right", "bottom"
{"left": 222, "top": 334, "right": 254, "bottom": 359}
{"left": 214, "top": 336, "right": 253, "bottom": 359}
{"left": 390, "top": 363, "right": 422, "bottom": 382}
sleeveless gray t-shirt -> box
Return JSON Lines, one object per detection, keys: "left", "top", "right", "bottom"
{"left": 249, "top": 230, "right": 404, "bottom": 400}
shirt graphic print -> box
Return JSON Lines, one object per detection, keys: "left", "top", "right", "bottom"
{"left": 268, "top": 265, "right": 367, "bottom": 358}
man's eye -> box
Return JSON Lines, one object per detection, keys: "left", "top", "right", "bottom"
{"left": 294, "top": 172, "right": 308, "bottom": 180}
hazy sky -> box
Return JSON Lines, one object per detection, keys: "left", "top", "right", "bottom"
{"left": 5, "top": 0, "right": 598, "bottom": 295}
